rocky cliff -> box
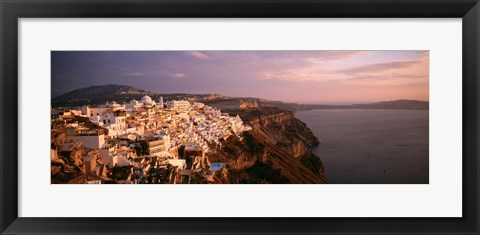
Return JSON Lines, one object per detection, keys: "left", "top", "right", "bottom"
{"left": 207, "top": 104, "right": 326, "bottom": 184}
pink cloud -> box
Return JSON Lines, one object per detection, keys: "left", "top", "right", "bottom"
{"left": 125, "top": 72, "right": 143, "bottom": 77}
{"left": 257, "top": 70, "right": 328, "bottom": 82}
{"left": 338, "top": 60, "right": 423, "bottom": 75}
{"left": 188, "top": 51, "right": 210, "bottom": 60}
{"left": 342, "top": 73, "right": 428, "bottom": 86}
{"left": 309, "top": 51, "right": 371, "bottom": 61}
{"left": 171, "top": 73, "right": 186, "bottom": 79}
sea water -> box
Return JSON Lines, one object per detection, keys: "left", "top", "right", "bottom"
{"left": 295, "top": 109, "right": 429, "bottom": 184}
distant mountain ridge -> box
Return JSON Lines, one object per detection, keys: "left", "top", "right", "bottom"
{"left": 52, "top": 84, "right": 155, "bottom": 103}
{"left": 348, "top": 99, "right": 429, "bottom": 110}
{"left": 52, "top": 84, "right": 428, "bottom": 110}
{"left": 52, "top": 84, "right": 229, "bottom": 107}
{"left": 268, "top": 99, "right": 429, "bottom": 111}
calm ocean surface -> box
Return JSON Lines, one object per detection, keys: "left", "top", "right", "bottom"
{"left": 295, "top": 109, "right": 429, "bottom": 184}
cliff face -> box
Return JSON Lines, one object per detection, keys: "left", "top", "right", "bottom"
{"left": 239, "top": 99, "right": 260, "bottom": 110}
{"left": 248, "top": 111, "right": 319, "bottom": 148}
{"left": 208, "top": 107, "right": 326, "bottom": 184}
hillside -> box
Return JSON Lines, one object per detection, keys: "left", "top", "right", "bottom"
{"left": 201, "top": 100, "right": 325, "bottom": 183}
{"left": 52, "top": 84, "right": 155, "bottom": 105}
{"left": 52, "top": 84, "right": 228, "bottom": 107}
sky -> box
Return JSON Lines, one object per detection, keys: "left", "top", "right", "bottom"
{"left": 51, "top": 51, "right": 428, "bottom": 104}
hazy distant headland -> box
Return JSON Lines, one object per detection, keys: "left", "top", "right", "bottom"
{"left": 51, "top": 84, "right": 428, "bottom": 111}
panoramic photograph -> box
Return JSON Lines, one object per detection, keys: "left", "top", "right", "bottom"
{"left": 51, "top": 51, "right": 429, "bottom": 184}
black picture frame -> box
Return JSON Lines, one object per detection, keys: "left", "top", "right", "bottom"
{"left": 1, "top": 0, "right": 479, "bottom": 234}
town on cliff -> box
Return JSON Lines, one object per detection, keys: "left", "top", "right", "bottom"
{"left": 51, "top": 89, "right": 326, "bottom": 184}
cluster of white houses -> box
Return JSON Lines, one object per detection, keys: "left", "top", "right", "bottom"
{"left": 51, "top": 95, "right": 252, "bottom": 184}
